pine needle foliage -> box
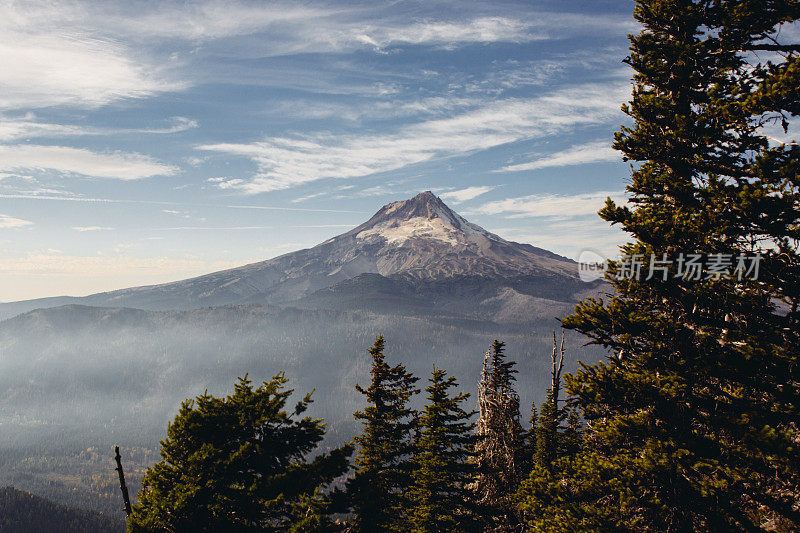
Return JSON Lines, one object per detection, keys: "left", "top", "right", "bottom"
{"left": 526, "top": 1, "right": 800, "bottom": 530}
{"left": 127, "top": 374, "right": 351, "bottom": 533}
{"left": 347, "top": 335, "right": 420, "bottom": 532}
{"left": 408, "top": 366, "right": 479, "bottom": 533}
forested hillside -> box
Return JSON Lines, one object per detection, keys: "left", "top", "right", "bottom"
{"left": 0, "top": 486, "right": 123, "bottom": 533}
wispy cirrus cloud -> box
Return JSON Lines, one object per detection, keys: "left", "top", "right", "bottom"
{"left": 121, "top": 7, "right": 539, "bottom": 49}
{"left": 352, "top": 17, "right": 540, "bottom": 50}
{"left": 136, "top": 117, "right": 199, "bottom": 134}
{"left": 492, "top": 218, "right": 626, "bottom": 259}
{"left": 0, "top": 114, "right": 198, "bottom": 142}
{"left": 0, "top": 214, "right": 33, "bottom": 229}
{"left": 201, "top": 82, "right": 629, "bottom": 193}
{"left": 291, "top": 191, "right": 327, "bottom": 203}
{"left": 475, "top": 190, "right": 630, "bottom": 257}
{"left": 0, "top": 145, "right": 177, "bottom": 180}
{"left": 0, "top": 15, "right": 183, "bottom": 110}
{"left": 72, "top": 226, "right": 114, "bottom": 232}
{"left": 495, "top": 140, "right": 621, "bottom": 172}
{"left": 0, "top": 115, "right": 86, "bottom": 142}
{"left": 0, "top": 191, "right": 366, "bottom": 214}
{"left": 114, "top": 3, "right": 635, "bottom": 55}
{"left": 473, "top": 190, "right": 626, "bottom": 219}
{"left": 439, "top": 186, "right": 496, "bottom": 203}
{"left": 4, "top": 1, "right": 628, "bottom": 61}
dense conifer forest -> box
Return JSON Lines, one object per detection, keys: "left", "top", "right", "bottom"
{"left": 0, "top": 486, "right": 123, "bottom": 533}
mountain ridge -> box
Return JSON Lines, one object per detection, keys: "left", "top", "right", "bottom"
{"left": 0, "top": 191, "right": 584, "bottom": 320}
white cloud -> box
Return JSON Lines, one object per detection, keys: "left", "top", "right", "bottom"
{"left": 271, "top": 96, "right": 481, "bottom": 122}
{"left": 108, "top": 4, "right": 633, "bottom": 54}
{"left": 493, "top": 217, "right": 627, "bottom": 260}
{"left": 0, "top": 145, "right": 177, "bottom": 180}
{"left": 72, "top": 226, "right": 114, "bottom": 232}
{"left": 474, "top": 189, "right": 632, "bottom": 258}
{"left": 211, "top": 178, "right": 245, "bottom": 189}
{"left": 0, "top": 214, "right": 33, "bottom": 229}
{"left": 0, "top": 3, "right": 184, "bottom": 110}
{"left": 140, "top": 117, "right": 199, "bottom": 134}
{"left": 110, "top": 7, "right": 542, "bottom": 51}
{"left": 0, "top": 114, "right": 198, "bottom": 142}
{"left": 355, "top": 17, "right": 540, "bottom": 49}
{"left": 332, "top": 184, "right": 407, "bottom": 200}
{"left": 105, "top": 2, "right": 334, "bottom": 41}
{"left": 496, "top": 140, "right": 621, "bottom": 172}
{"left": 200, "top": 82, "right": 628, "bottom": 192}
{"left": 291, "top": 191, "right": 327, "bottom": 203}
{"left": 473, "top": 190, "right": 626, "bottom": 219}
{"left": 7, "top": 2, "right": 541, "bottom": 59}
{"left": 439, "top": 186, "right": 496, "bottom": 203}
{"left": 0, "top": 114, "right": 87, "bottom": 141}
{"left": 0, "top": 1, "right": 636, "bottom": 112}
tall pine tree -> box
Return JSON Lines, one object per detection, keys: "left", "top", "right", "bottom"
{"left": 533, "top": 331, "right": 567, "bottom": 471}
{"left": 347, "top": 335, "right": 419, "bottom": 532}
{"left": 517, "top": 335, "right": 585, "bottom": 531}
{"left": 530, "top": 1, "right": 800, "bottom": 530}
{"left": 127, "top": 375, "right": 351, "bottom": 533}
{"left": 408, "top": 366, "right": 479, "bottom": 533}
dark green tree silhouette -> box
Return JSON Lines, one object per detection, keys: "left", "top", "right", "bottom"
{"left": 408, "top": 366, "right": 479, "bottom": 532}
{"left": 127, "top": 375, "right": 351, "bottom": 532}
{"left": 346, "top": 335, "right": 419, "bottom": 532}
{"left": 526, "top": 1, "right": 800, "bottom": 530}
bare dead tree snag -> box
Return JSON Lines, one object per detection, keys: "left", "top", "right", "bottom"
{"left": 551, "top": 329, "right": 565, "bottom": 408}
{"left": 114, "top": 445, "right": 132, "bottom": 517}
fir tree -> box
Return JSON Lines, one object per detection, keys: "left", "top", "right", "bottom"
{"left": 528, "top": 1, "right": 800, "bottom": 530}
{"left": 347, "top": 335, "right": 419, "bottom": 532}
{"left": 472, "top": 340, "right": 523, "bottom": 531}
{"left": 127, "top": 375, "right": 351, "bottom": 533}
{"left": 408, "top": 366, "right": 479, "bottom": 533}
{"left": 517, "top": 333, "right": 584, "bottom": 531}
{"left": 533, "top": 331, "right": 566, "bottom": 471}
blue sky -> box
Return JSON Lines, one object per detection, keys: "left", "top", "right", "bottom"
{"left": 0, "top": 0, "right": 638, "bottom": 301}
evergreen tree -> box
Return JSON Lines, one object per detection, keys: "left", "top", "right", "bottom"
{"left": 533, "top": 331, "right": 567, "bottom": 471}
{"left": 517, "top": 400, "right": 538, "bottom": 478}
{"left": 472, "top": 340, "right": 523, "bottom": 531}
{"left": 347, "top": 335, "right": 419, "bottom": 532}
{"left": 408, "top": 366, "right": 479, "bottom": 533}
{"left": 517, "top": 333, "right": 583, "bottom": 531}
{"left": 527, "top": 1, "right": 800, "bottom": 530}
{"left": 127, "top": 375, "right": 351, "bottom": 532}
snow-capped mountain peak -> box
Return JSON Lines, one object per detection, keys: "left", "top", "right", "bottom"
{"left": 0, "top": 191, "right": 581, "bottom": 318}
{"left": 353, "top": 191, "right": 502, "bottom": 247}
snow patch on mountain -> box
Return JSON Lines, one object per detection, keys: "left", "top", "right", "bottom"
{"left": 356, "top": 216, "right": 462, "bottom": 245}
{"left": 355, "top": 191, "right": 501, "bottom": 247}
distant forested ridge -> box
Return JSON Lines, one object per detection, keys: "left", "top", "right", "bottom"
{"left": 0, "top": 486, "right": 123, "bottom": 533}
